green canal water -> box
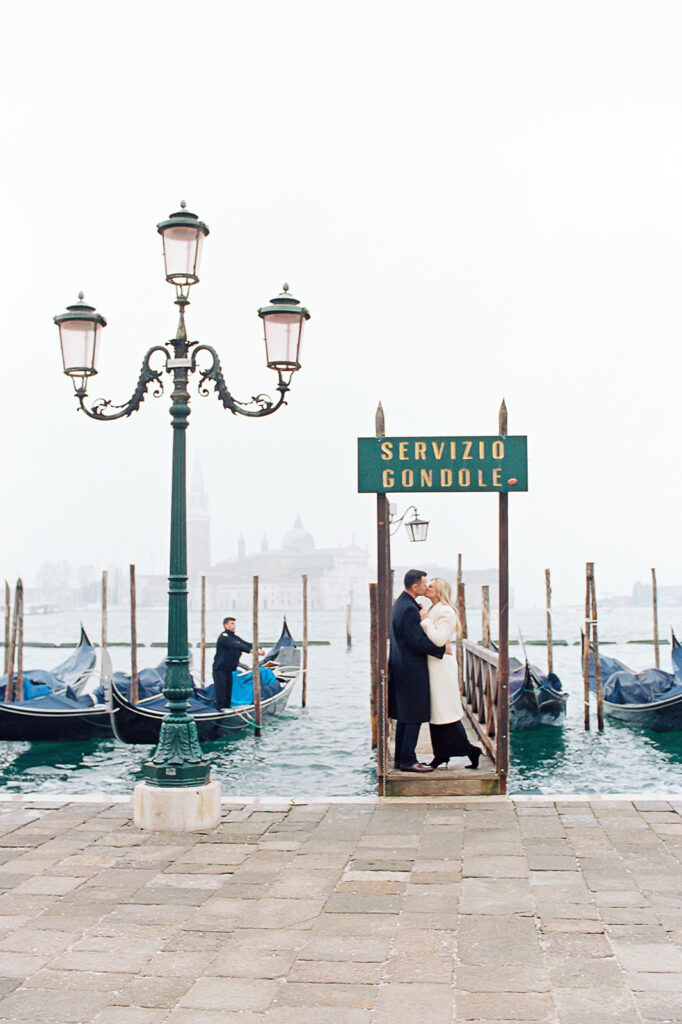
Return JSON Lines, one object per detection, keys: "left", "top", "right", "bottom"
{"left": 1, "top": 606, "right": 682, "bottom": 797}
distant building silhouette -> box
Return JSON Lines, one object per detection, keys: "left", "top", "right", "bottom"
{"left": 204, "top": 516, "right": 371, "bottom": 611}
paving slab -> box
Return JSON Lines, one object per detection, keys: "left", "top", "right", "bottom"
{"left": 0, "top": 795, "right": 676, "bottom": 1023}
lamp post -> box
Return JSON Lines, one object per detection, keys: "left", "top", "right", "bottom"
{"left": 55, "top": 203, "right": 310, "bottom": 827}
{"left": 389, "top": 505, "right": 429, "bottom": 543}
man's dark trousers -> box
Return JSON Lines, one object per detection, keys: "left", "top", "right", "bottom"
{"left": 394, "top": 721, "right": 421, "bottom": 768}
{"left": 213, "top": 670, "right": 233, "bottom": 711}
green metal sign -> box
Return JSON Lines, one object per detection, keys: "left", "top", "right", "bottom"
{"left": 357, "top": 435, "right": 528, "bottom": 494}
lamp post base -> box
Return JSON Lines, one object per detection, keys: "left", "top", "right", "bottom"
{"left": 133, "top": 780, "right": 221, "bottom": 832}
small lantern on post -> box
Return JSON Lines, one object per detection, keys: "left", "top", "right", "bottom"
{"left": 405, "top": 509, "right": 429, "bottom": 543}
{"left": 53, "top": 293, "right": 107, "bottom": 395}
{"left": 156, "top": 201, "right": 209, "bottom": 290}
{"left": 258, "top": 283, "right": 310, "bottom": 380}
{"left": 390, "top": 504, "right": 429, "bottom": 542}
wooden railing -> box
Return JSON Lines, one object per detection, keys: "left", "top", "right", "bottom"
{"left": 462, "top": 639, "right": 508, "bottom": 788}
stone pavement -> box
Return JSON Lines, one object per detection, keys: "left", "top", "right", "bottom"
{"left": 0, "top": 795, "right": 679, "bottom": 1023}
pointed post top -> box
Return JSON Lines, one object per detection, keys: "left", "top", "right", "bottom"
{"left": 499, "top": 398, "right": 508, "bottom": 436}
{"left": 375, "top": 402, "right": 385, "bottom": 437}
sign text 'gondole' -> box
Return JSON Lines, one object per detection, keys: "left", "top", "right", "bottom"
{"left": 357, "top": 435, "right": 528, "bottom": 494}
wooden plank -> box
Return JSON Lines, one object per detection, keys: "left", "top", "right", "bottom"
{"left": 385, "top": 719, "right": 499, "bottom": 796}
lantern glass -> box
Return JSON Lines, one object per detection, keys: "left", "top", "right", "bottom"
{"left": 59, "top": 319, "right": 102, "bottom": 381}
{"left": 160, "top": 225, "right": 205, "bottom": 285}
{"left": 405, "top": 514, "right": 429, "bottom": 543}
{"left": 262, "top": 311, "right": 304, "bottom": 370}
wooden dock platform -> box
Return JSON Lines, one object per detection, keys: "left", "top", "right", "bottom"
{"left": 384, "top": 713, "right": 500, "bottom": 796}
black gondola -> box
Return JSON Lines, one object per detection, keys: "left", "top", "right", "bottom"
{"left": 110, "top": 619, "right": 300, "bottom": 744}
{"left": 586, "top": 636, "right": 682, "bottom": 731}
{"left": 509, "top": 657, "right": 568, "bottom": 730}
{"left": 0, "top": 628, "right": 111, "bottom": 741}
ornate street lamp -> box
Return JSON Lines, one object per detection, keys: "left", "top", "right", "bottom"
{"left": 390, "top": 505, "right": 429, "bottom": 543}
{"left": 55, "top": 202, "right": 310, "bottom": 801}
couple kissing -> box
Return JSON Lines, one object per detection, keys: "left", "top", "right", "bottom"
{"left": 388, "top": 568, "right": 483, "bottom": 773}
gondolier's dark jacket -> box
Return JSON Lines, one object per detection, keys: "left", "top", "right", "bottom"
{"left": 213, "top": 631, "right": 252, "bottom": 674}
{"left": 388, "top": 591, "right": 445, "bottom": 723}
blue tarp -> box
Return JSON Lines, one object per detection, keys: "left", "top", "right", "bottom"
{"left": 0, "top": 629, "right": 96, "bottom": 702}
{"left": 604, "top": 669, "right": 682, "bottom": 705}
{"left": 199, "top": 667, "right": 283, "bottom": 708}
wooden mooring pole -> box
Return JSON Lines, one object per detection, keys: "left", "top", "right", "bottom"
{"left": 15, "top": 580, "right": 24, "bottom": 702}
{"left": 129, "top": 565, "right": 138, "bottom": 704}
{"left": 375, "top": 402, "right": 390, "bottom": 787}
{"left": 588, "top": 562, "right": 604, "bottom": 731}
{"left": 101, "top": 570, "right": 108, "bottom": 685}
{"left": 346, "top": 603, "right": 352, "bottom": 649}
{"left": 456, "top": 580, "right": 467, "bottom": 690}
{"left": 497, "top": 400, "right": 510, "bottom": 795}
{"left": 3, "top": 582, "right": 10, "bottom": 676}
{"left": 545, "top": 568, "right": 553, "bottom": 675}
{"left": 651, "top": 567, "right": 660, "bottom": 669}
{"left": 200, "top": 575, "right": 207, "bottom": 684}
{"left": 301, "top": 574, "right": 308, "bottom": 707}
{"left": 253, "top": 575, "right": 261, "bottom": 736}
{"left": 583, "top": 564, "right": 591, "bottom": 730}
{"left": 369, "top": 582, "right": 378, "bottom": 749}
{"left": 5, "top": 583, "right": 19, "bottom": 703}
{"left": 481, "top": 585, "right": 491, "bottom": 648}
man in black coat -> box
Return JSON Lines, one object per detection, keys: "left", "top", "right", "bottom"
{"left": 388, "top": 569, "right": 447, "bottom": 772}
{"left": 212, "top": 617, "right": 264, "bottom": 710}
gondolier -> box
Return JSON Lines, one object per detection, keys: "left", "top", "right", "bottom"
{"left": 213, "top": 617, "right": 264, "bottom": 710}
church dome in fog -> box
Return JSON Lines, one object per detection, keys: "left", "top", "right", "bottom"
{"left": 282, "top": 516, "right": 315, "bottom": 553}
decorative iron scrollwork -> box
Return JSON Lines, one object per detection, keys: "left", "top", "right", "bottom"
{"left": 77, "top": 346, "right": 170, "bottom": 421}
{"left": 191, "top": 344, "right": 289, "bottom": 417}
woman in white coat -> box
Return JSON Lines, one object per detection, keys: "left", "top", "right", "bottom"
{"left": 419, "top": 577, "right": 482, "bottom": 769}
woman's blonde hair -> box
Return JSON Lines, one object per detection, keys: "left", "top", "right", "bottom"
{"left": 431, "top": 577, "right": 458, "bottom": 613}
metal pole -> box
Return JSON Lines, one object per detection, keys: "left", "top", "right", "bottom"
{"left": 200, "top": 575, "right": 206, "bottom": 684}
{"left": 130, "top": 564, "right": 139, "bottom": 704}
{"left": 253, "top": 575, "right": 261, "bottom": 735}
{"left": 497, "top": 400, "right": 509, "bottom": 794}
{"left": 545, "top": 568, "right": 553, "bottom": 675}
{"left": 652, "top": 567, "right": 660, "bottom": 669}
{"left": 145, "top": 300, "right": 209, "bottom": 787}
{"left": 301, "top": 574, "right": 308, "bottom": 706}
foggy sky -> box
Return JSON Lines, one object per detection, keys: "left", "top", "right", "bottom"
{"left": 2, "top": 1, "right": 681, "bottom": 607}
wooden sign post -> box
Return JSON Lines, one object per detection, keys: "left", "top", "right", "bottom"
{"left": 360, "top": 401, "right": 524, "bottom": 794}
